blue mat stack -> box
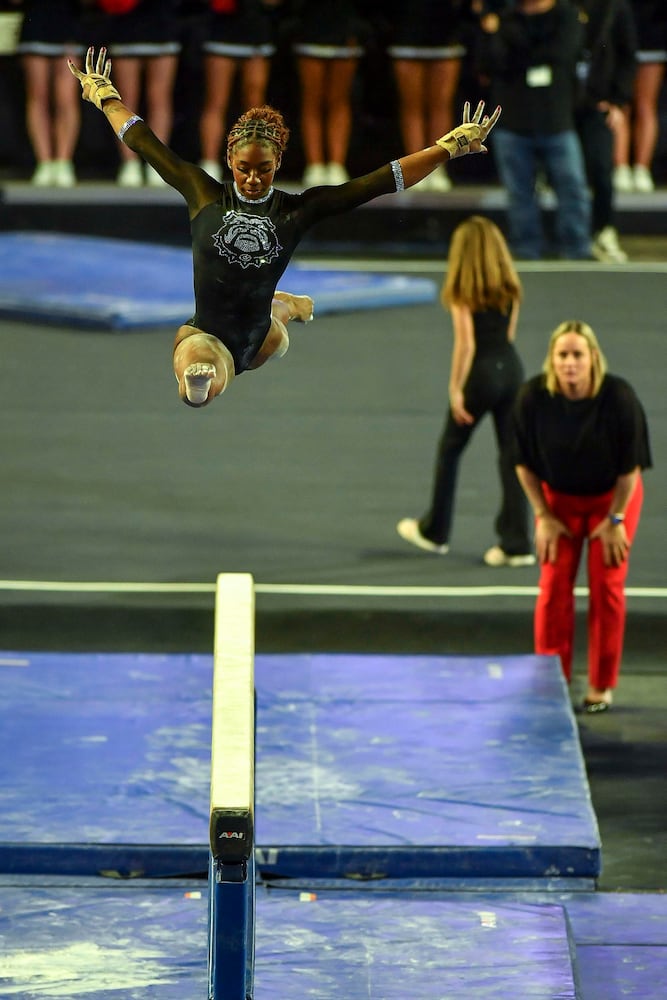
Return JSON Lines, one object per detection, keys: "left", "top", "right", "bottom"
{"left": 0, "top": 232, "right": 437, "bottom": 329}
{"left": 0, "top": 651, "right": 599, "bottom": 881}
{"left": 1, "top": 648, "right": 664, "bottom": 997}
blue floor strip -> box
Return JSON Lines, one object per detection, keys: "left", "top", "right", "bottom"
{"left": 0, "top": 232, "right": 436, "bottom": 329}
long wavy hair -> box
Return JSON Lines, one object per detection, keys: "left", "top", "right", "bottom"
{"left": 542, "top": 320, "right": 608, "bottom": 397}
{"left": 441, "top": 215, "right": 522, "bottom": 313}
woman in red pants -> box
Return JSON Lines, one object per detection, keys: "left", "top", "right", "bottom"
{"left": 513, "top": 320, "right": 652, "bottom": 713}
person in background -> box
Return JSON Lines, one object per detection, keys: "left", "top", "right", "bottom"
{"left": 69, "top": 47, "right": 500, "bottom": 408}
{"left": 574, "top": 0, "right": 637, "bottom": 262}
{"left": 386, "top": 0, "right": 471, "bottom": 192}
{"left": 289, "top": 0, "right": 368, "bottom": 186}
{"left": 513, "top": 320, "right": 651, "bottom": 712}
{"left": 17, "top": 0, "right": 84, "bottom": 186}
{"left": 613, "top": 0, "right": 666, "bottom": 193}
{"left": 97, "top": 0, "right": 181, "bottom": 187}
{"left": 397, "top": 215, "right": 534, "bottom": 567}
{"left": 198, "top": 0, "right": 283, "bottom": 182}
{"left": 475, "top": 0, "right": 591, "bottom": 259}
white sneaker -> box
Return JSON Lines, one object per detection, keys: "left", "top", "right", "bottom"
{"left": 633, "top": 165, "right": 654, "bottom": 193}
{"left": 31, "top": 161, "right": 54, "bottom": 186}
{"left": 483, "top": 545, "right": 536, "bottom": 568}
{"left": 428, "top": 168, "right": 452, "bottom": 192}
{"left": 51, "top": 159, "right": 76, "bottom": 188}
{"left": 302, "top": 163, "right": 330, "bottom": 187}
{"left": 396, "top": 518, "right": 449, "bottom": 554}
{"left": 591, "top": 226, "right": 628, "bottom": 263}
{"left": 613, "top": 164, "right": 634, "bottom": 193}
{"left": 117, "top": 160, "right": 144, "bottom": 187}
{"left": 326, "top": 162, "right": 349, "bottom": 184}
{"left": 199, "top": 158, "right": 222, "bottom": 182}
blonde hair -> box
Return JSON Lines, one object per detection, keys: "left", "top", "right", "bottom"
{"left": 227, "top": 106, "right": 290, "bottom": 156}
{"left": 441, "top": 215, "right": 522, "bottom": 313}
{"left": 542, "top": 320, "right": 608, "bottom": 396}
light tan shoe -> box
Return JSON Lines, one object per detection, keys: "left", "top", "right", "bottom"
{"left": 397, "top": 518, "right": 448, "bottom": 554}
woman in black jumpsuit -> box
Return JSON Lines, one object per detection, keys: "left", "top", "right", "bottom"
{"left": 69, "top": 47, "right": 501, "bottom": 407}
{"left": 397, "top": 215, "right": 534, "bottom": 565}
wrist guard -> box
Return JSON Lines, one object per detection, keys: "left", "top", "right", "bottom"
{"left": 83, "top": 74, "right": 121, "bottom": 111}
{"left": 436, "top": 123, "right": 483, "bottom": 159}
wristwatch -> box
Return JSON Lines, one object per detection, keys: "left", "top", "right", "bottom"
{"left": 608, "top": 512, "right": 625, "bottom": 526}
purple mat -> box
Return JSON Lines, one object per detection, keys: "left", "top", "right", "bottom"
{"left": 262, "top": 886, "right": 667, "bottom": 999}
{"left": 3, "top": 881, "right": 664, "bottom": 999}
{"left": 564, "top": 892, "right": 667, "bottom": 945}
{"left": 576, "top": 946, "right": 667, "bottom": 1000}
{"left": 0, "top": 651, "right": 600, "bottom": 879}
{"left": 567, "top": 892, "right": 667, "bottom": 999}
{"left": 253, "top": 652, "right": 600, "bottom": 879}
{"left": 0, "top": 883, "right": 579, "bottom": 999}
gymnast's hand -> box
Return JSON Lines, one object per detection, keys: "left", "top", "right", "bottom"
{"left": 436, "top": 101, "right": 502, "bottom": 159}
{"left": 68, "top": 46, "right": 121, "bottom": 110}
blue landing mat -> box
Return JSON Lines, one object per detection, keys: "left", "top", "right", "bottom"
{"left": 564, "top": 892, "right": 667, "bottom": 946}
{"left": 576, "top": 946, "right": 667, "bottom": 1000}
{"left": 0, "top": 883, "right": 580, "bottom": 999}
{"left": 254, "top": 652, "right": 600, "bottom": 880}
{"left": 0, "top": 232, "right": 436, "bottom": 329}
{"left": 566, "top": 892, "right": 667, "bottom": 1000}
{"left": 267, "top": 883, "right": 667, "bottom": 999}
{"left": 0, "top": 651, "right": 600, "bottom": 880}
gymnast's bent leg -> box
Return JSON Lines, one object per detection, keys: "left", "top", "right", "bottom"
{"left": 273, "top": 290, "right": 314, "bottom": 323}
{"left": 173, "top": 324, "right": 235, "bottom": 407}
{"left": 248, "top": 292, "right": 314, "bottom": 370}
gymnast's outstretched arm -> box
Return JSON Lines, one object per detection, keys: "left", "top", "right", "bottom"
{"left": 399, "top": 99, "right": 501, "bottom": 186}
{"left": 68, "top": 46, "right": 217, "bottom": 216}
{"left": 296, "top": 100, "right": 503, "bottom": 221}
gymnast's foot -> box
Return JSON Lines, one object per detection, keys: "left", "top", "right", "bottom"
{"left": 274, "top": 291, "right": 314, "bottom": 323}
{"left": 184, "top": 362, "right": 216, "bottom": 405}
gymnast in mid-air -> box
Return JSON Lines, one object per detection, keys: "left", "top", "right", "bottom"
{"left": 69, "top": 47, "right": 501, "bottom": 408}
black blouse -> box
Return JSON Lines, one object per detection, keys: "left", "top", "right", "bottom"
{"left": 512, "top": 373, "right": 652, "bottom": 495}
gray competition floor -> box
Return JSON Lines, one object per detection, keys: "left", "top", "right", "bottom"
{"left": 0, "top": 262, "right": 664, "bottom": 591}
{"left": 0, "top": 257, "right": 665, "bottom": 895}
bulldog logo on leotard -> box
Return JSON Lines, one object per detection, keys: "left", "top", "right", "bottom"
{"left": 212, "top": 211, "right": 282, "bottom": 269}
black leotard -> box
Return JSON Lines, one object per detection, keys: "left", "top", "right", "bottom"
{"left": 125, "top": 122, "right": 400, "bottom": 371}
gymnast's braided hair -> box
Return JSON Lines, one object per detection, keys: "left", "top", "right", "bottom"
{"left": 227, "top": 106, "right": 290, "bottom": 156}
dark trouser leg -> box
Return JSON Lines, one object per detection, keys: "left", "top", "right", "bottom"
{"left": 492, "top": 128, "right": 542, "bottom": 259}
{"left": 577, "top": 107, "right": 614, "bottom": 234}
{"left": 419, "top": 412, "right": 474, "bottom": 545}
{"left": 492, "top": 396, "right": 532, "bottom": 554}
{"left": 542, "top": 129, "right": 591, "bottom": 258}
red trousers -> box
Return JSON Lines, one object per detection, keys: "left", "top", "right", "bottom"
{"left": 534, "top": 477, "right": 643, "bottom": 688}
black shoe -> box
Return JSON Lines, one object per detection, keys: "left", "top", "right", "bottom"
{"left": 580, "top": 699, "right": 611, "bottom": 715}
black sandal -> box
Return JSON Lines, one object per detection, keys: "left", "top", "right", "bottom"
{"left": 581, "top": 699, "right": 611, "bottom": 714}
